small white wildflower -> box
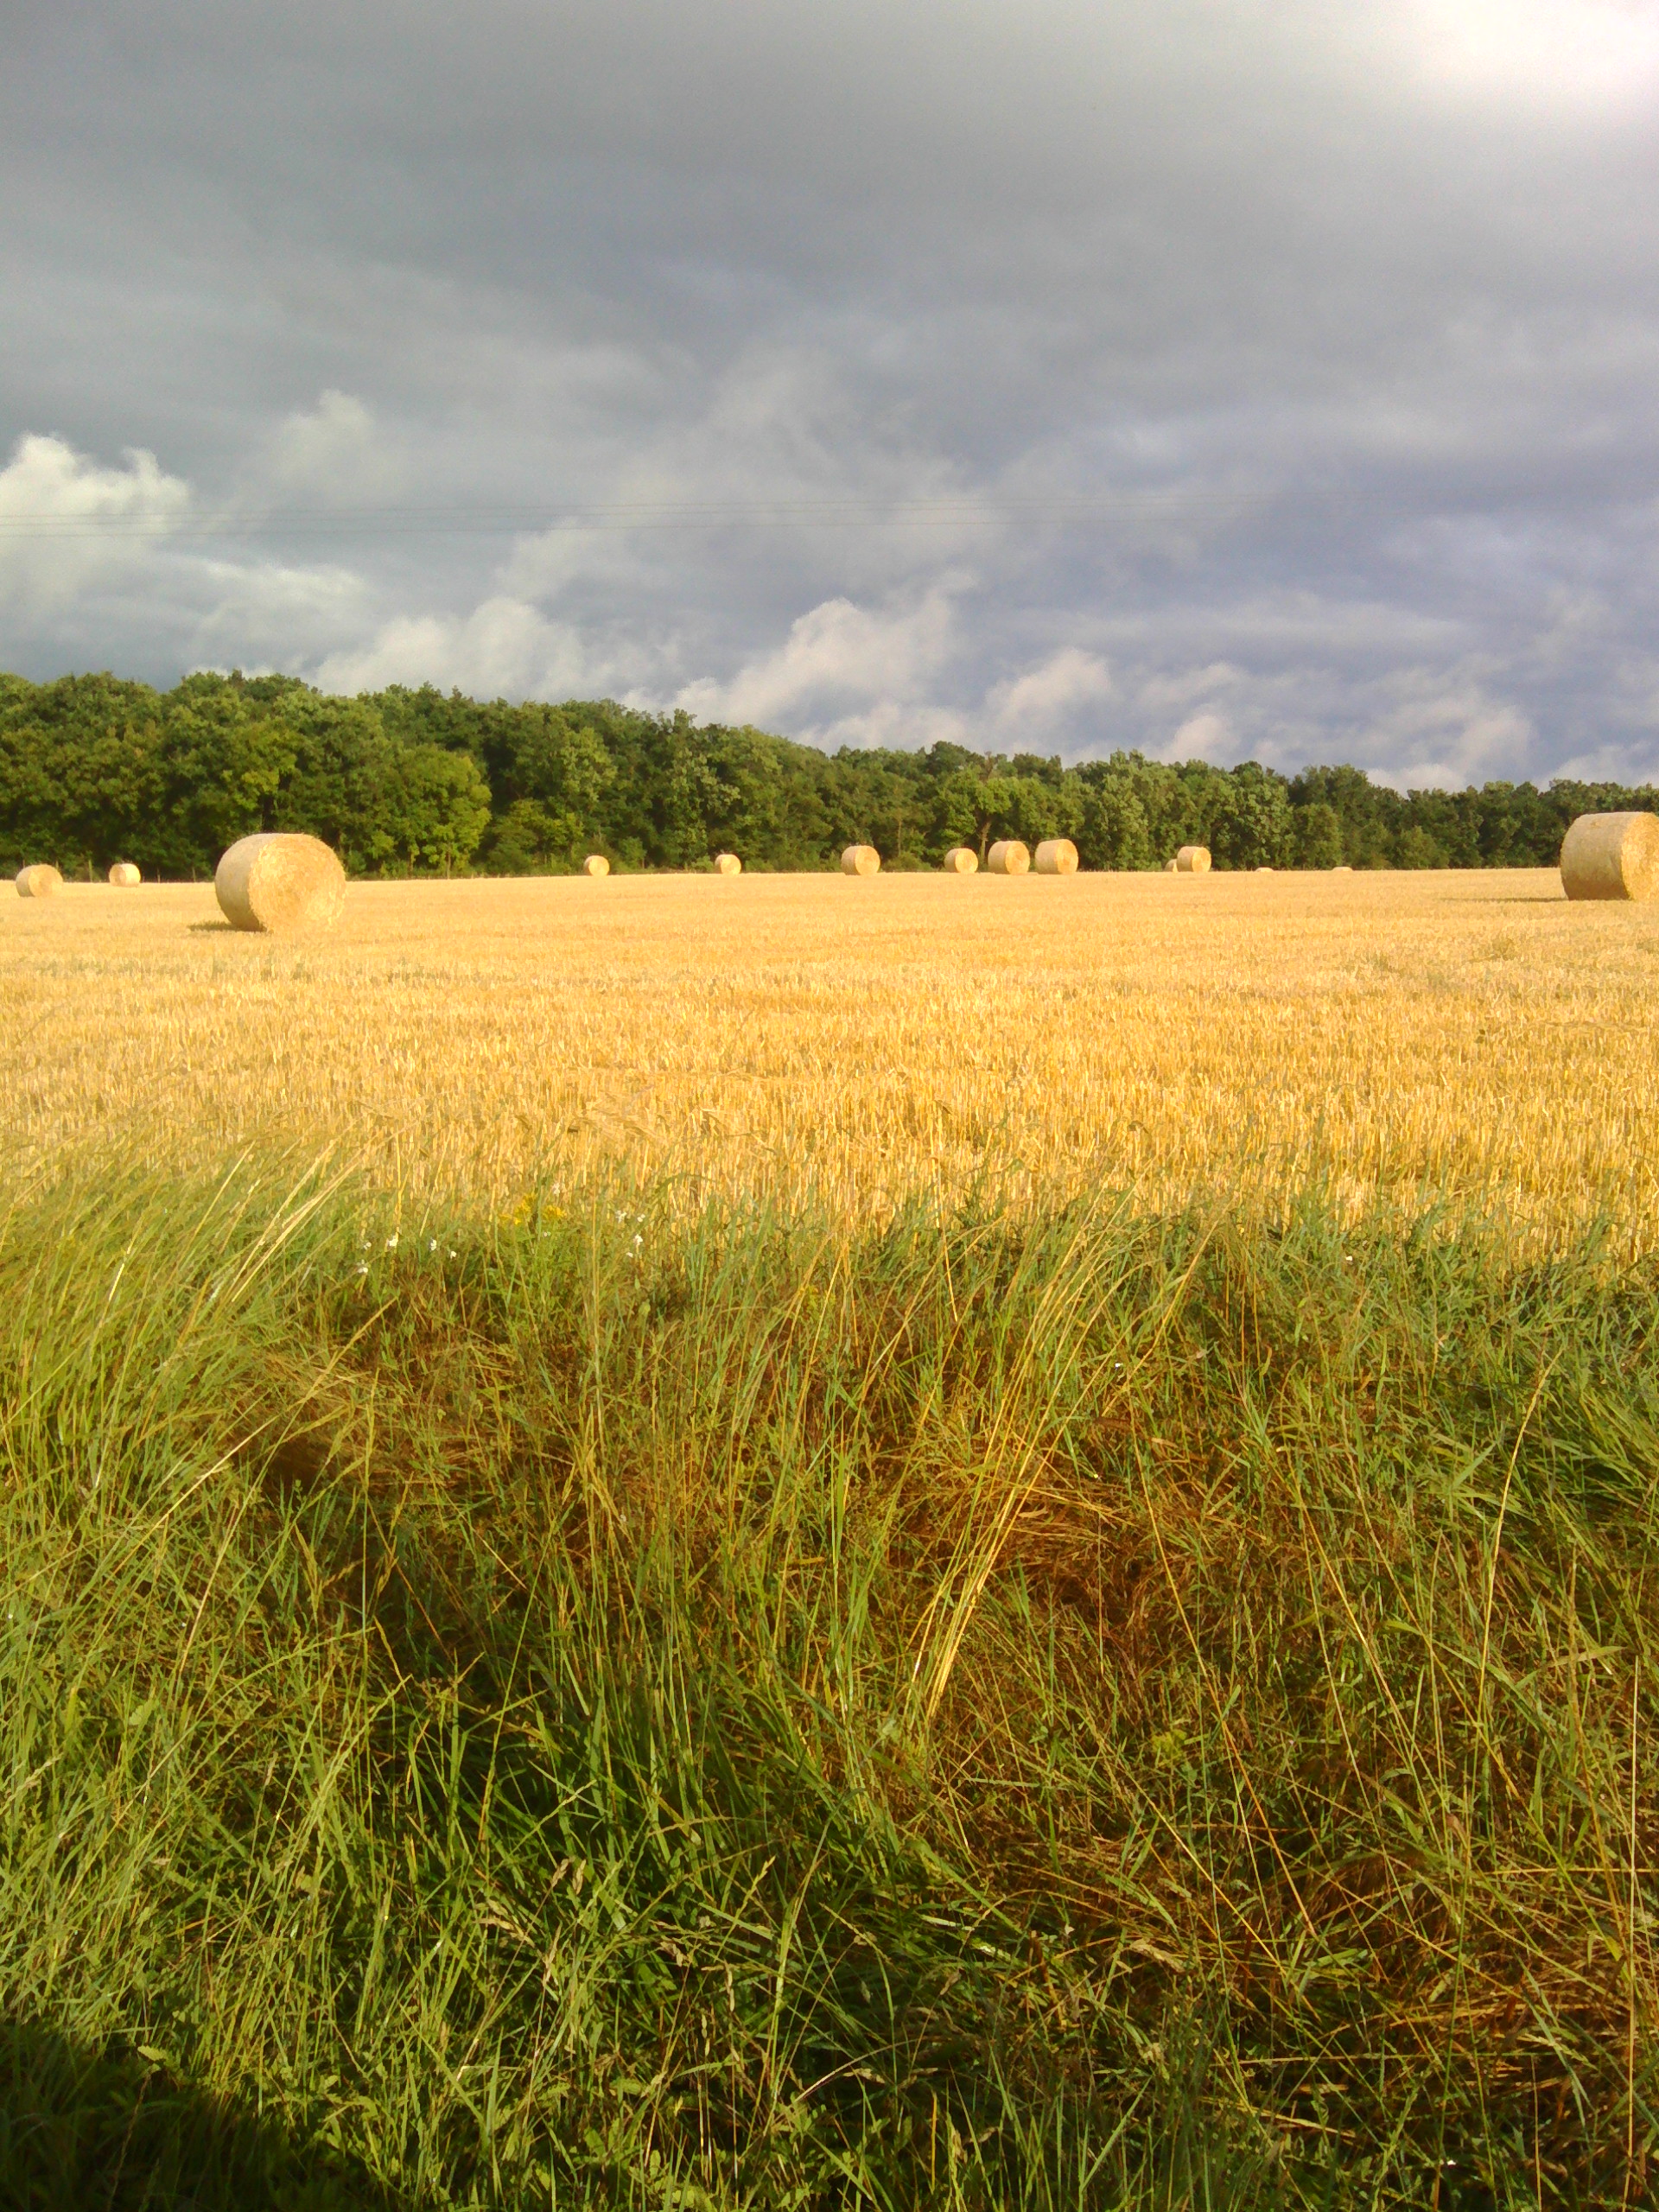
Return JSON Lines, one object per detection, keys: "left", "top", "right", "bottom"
{"left": 448, "top": 1249, "right": 458, "bottom": 1259}
{"left": 386, "top": 1234, "right": 399, "bottom": 1249}
{"left": 428, "top": 1238, "right": 437, "bottom": 1253}
{"left": 355, "top": 1263, "right": 369, "bottom": 1276}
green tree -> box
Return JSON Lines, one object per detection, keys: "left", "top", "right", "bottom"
{"left": 483, "top": 798, "right": 585, "bottom": 873}
{"left": 1292, "top": 802, "right": 1344, "bottom": 869}
{"left": 1210, "top": 761, "right": 1293, "bottom": 869}
{"left": 1078, "top": 777, "right": 1154, "bottom": 870}
{"left": 10, "top": 661, "right": 1659, "bottom": 884}
{"left": 161, "top": 674, "right": 302, "bottom": 868}
{"left": 380, "top": 745, "right": 493, "bottom": 873}
{"left": 272, "top": 691, "right": 400, "bottom": 868}
{"left": 1395, "top": 826, "right": 1446, "bottom": 868}
{"left": 0, "top": 672, "right": 171, "bottom": 876}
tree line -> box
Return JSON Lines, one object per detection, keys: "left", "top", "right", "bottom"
{"left": 3, "top": 666, "right": 1652, "bottom": 878}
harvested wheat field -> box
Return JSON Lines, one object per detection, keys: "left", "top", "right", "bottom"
{"left": 4, "top": 865, "right": 1657, "bottom": 1244}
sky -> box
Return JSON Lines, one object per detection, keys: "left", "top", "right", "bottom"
{"left": 3, "top": 0, "right": 1657, "bottom": 786}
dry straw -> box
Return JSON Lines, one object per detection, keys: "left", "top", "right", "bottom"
{"left": 1175, "top": 846, "right": 1211, "bottom": 874}
{"left": 987, "top": 840, "right": 1031, "bottom": 875}
{"left": 841, "top": 845, "right": 880, "bottom": 876}
{"left": 109, "top": 862, "right": 142, "bottom": 887}
{"left": 16, "top": 864, "right": 63, "bottom": 899}
{"left": 942, "top": 847, "right": 979, "bottom": 874}
{"left": 1560, "top": 811, "right": 1659, "bottom": 902}
{"left": 214, "top": 834, "right": 346, "bottom": 935}
{"left": 713, "top": 853, "right": 742, "bottom": 876}
{"left": 582, "top": 855, "right": 610, "bottom": 878}
{"left": 1034, "top": 838, "right": 1078, "bottom": 875}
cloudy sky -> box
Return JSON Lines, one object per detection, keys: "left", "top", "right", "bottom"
{"left": 3, "top": 0, "right": 1658, "bottom": 785}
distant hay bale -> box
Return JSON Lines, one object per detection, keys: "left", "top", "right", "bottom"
{"left": 942, "top": 846, "right": 978, "bottom": 874}
{"left": 582, "top": 854, "right": 610, "bottom": 877}
{"left": 108, "top": 861, "right": 142, "bottom": 887}
{"left": 214, "top": 833, "right": 346, "bottom": 934}
{"left": 1034, "top": 838, "right": 1078, "bottom": 875}
{"left": 841, "top": 845, "right": 880, "bottom": 876}
{"left": 714, "top": 853, "right": 742, "bottom": 876}
{"left": 16, "top": 864, "right": 63, "bottom": 899}
{"left": 1175, "top": 846, "right": 1211, "bottom": 874}
{"left": 1255, "top": 865, "right": 1274, "bottom": 874}
{"left": 987, "top": 840, "right": 1030, "bottom": 875}
{"left": 1332, "top": 864, "right": 1352, "bottom": 875}
{"left": 1560, "top": 811, "right": 1659, "bottom": 902}
{"left": 1163, "top": 858, "right": 1179, "bottom": 874}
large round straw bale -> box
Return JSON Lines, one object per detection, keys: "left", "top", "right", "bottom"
{"left": 1175, "top": 845, "right": 1211, "bottom": 874}
{"left": 713, "top": 851, "right": 742, "bottom": 876}
{"left": 1034, "top": 838, "right": 1078, "bottom": 875}
{"left": 214, "top": 833, "right": 346, "bottom": 934}
{"left": 1163, "top": 857, "right": 1179, "bottom": 874}
{"left": 841, "top": 844, "right": 880, "bottom": 876}
{"left": 108, "top": 861, "right": 142, "bottom": 887}
{"left": 942, "top": 845, "right": 979, "bottom": 874}
{"left": 987, "top": 840, "right": 1030, "bottom": 875}
{"left": 16, "top": 864, "right": 63, "bottom": 899}
{"left": 582, "top": 854, "right": 610, "bottom": 877}
{"left": 1560, "top": 811, "right": 1659, "bottom": 902}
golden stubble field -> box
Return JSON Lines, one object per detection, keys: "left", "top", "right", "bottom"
{"left": 5, "top": 866, "right": 1657, "bottom": 1246}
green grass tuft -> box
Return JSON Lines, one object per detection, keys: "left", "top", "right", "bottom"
{"left": 2, "top": 1159, "right": 1655, "bottom": 2206}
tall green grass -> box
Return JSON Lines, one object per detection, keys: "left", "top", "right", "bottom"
{"left": 1, "top": 1156, "right": 1655, "bottom": 2207}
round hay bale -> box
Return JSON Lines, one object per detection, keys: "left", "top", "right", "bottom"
{"left": 841, "top": 844, "right": 880, "bottom": 876}
{"left": 1175, "top": 846, "right": 1211, "bottom": 874}
{"left": 1163, "top": 858, "right": 1179, "bottom": 874}
{"left": 1034, "top": 838, "right": 1078, "bottom": 876}
{"left": 108, "top": 861, "right": 142, "bottom": 887}
{"left": 987, "top": 840, "right": 1030, "bottom": 875}
{"left": 16, "top": 864, "right": 63, "bottom": 899}
{"left": 1560, "top": 811, "right": 1659, "bottom": 902}
{"left": 214, "top": 833, "right": 346, "bottom": 934}
{"left": 1255, "top": 865, "right": 1274, "bottom": 874}
{"left": 942, "top": 846, "right": 979, "bottom": 874}
{"left": 582, "top": 854, "right": 610, "bottom": 878}
{"left": 1331, "top": 864, "right": 1352, "bottom": 875}
{"left": 713, "top": 852, "right": 742, "bottom": 876}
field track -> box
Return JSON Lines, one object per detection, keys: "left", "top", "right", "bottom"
{"left": 6, "top": 865, "right": 1656, "bottom": 1243}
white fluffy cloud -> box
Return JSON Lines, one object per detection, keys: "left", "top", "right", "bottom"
{"left": 0, "top": 434, "right": 189, "bottom": 618}
{"left": 0, "top": 431, "right": 372, "bottom": 672}
{"left": 987, "top": 648, "right": 1113, "bottom": 741}
{"left": 260, "top": 390, "right": 405, "bottom": 507}
{"left": 314, "top": 596, "right": 599, "bottom": 700}
{"left": 676, "top": 579, "right": 963, "bottom": 729}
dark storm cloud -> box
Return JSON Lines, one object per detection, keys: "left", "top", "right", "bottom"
{"left": 3, "top": 0, "right": 1657, "bottom": 782}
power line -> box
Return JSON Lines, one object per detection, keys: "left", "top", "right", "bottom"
{"left": 0, "top": 490, "right": 1297, "bottom": 539}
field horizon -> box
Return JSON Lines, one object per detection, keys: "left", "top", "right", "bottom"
{"left": 8, "top": 865, "right": 1656, "bottom": 1251}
